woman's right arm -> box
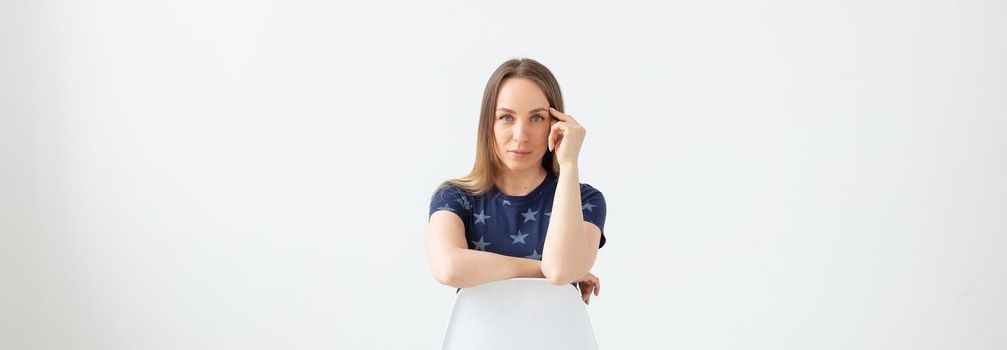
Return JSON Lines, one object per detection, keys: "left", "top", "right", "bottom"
{"left": 426, "top": 211, "right": 545, "bottom": 288}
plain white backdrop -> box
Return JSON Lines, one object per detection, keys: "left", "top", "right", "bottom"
{"left": 2, "top": 0, "right": 1005, "bottom": 349}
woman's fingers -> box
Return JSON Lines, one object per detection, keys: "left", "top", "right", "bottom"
{"left": 549, "top": 107, "right": 579, "bottom": 126}
{"left": 579, "top": 281, "right": 590, "bottom": 300}
{"left": 577, "top": 272, "right": 600, "bottom": 304}
{"left": 548, "top": 122, "right": 566, "bottom": 152}
{"left": 549, "top": 107, "right": 568, "bottom": 121}
{"left": 550, "top": 116, "right": 560, "bottom": 150}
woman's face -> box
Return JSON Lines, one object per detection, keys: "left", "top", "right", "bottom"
{"left": 493, "top": 77, "right": 553, "bottom": 173}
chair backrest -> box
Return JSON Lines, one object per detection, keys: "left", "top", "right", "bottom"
{"left": 441, "top": 277, "right": 599, "bottom": 350}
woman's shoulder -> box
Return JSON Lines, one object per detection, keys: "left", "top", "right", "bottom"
{"left": 430, "top": 180, "right": 481, "bottom": 206}
{"left": 429, "top": 180, "right": 475, "bottom": 214}
{"left": 577, "top": 182, "right": 606, "bottom": 204}
{"left": 578, "top": 182, "right": 603, "bottom": 193}
{"left": 432, "top": 180, "right": 475, "bottom": 197}
{"left": 431, "top": 181, "right": 460, "bottom": 201}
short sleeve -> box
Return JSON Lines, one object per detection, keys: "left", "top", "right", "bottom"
{"left": 580, "top": 183, "right": 607, "bottom": 249}
{"left": 428, "top": 182, "right": 473, "bottom": 224}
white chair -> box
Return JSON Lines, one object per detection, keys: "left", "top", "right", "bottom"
{"left": 441, "top": 277, "right": 599, "bottom": 349}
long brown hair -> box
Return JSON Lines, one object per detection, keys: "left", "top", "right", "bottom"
{"left": 436, "top": 58, "right": 565, "bottom": 197}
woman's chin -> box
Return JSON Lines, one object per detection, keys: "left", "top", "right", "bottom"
{"left": 503, "top": 159, "right": 543, "bottom": 171}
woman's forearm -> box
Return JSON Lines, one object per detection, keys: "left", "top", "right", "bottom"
{"left": 542, "top": 164, "right": 593, "bottom": 284}
{"left": 441, "top": 248, "right": 545, "bottom": 288}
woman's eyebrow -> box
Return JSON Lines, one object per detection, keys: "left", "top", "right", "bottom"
{"left": 496, "top": 107, "right": 549, "bottom": 114}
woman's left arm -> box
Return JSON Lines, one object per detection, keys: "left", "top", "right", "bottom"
{"left": 542, "top": 165, "right": 602, "bottom": 285}
{"left": 541, "top": 107, "right": 602, "bottom": 285}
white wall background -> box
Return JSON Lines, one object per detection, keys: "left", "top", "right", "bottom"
{"left": 2, "top": 0, "right": 1005, "bottom": 349}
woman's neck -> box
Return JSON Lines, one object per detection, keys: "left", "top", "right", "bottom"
{"left": 495, "top": 167, "right": 548, "bottom": 196}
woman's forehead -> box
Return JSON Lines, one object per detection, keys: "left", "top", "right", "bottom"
{"left": 497, "top": 78, "right": 548, "bottom": 110}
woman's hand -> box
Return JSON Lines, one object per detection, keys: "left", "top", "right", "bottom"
{"left": 576, "top": 271, "right": 601, "bottom": 305}
{"left": 548, "top": 107, "right": 585, "bottom": 169}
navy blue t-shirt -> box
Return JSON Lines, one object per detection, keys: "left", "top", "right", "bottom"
{"left": 428, "top": 172, "right": 607, "bottom": 292}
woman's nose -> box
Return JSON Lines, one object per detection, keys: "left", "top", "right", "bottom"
{"left": 512, "top": 122, "right": 530, "bottom": 142}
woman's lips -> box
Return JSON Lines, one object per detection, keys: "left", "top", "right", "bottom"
{"left": 509, "top": 150, "right": 532, "bottom": 157}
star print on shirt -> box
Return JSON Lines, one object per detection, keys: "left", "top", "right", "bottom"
{"left": 473, "top": 209, "right": 491, "bottom": 224}
{"left": 472, "top": 236, "right": 491, "bottom": 251}
{"left": 525, "top": 249, "right": 542, "bottom": 260}
{"left": 521, "top": 208, "right": 539, "bottom": 223}
{"left": 429, "top": 176, "right": 607, "bottom": 266}
{"left": 509, "top": 230, "right": 529, "bottom": 244}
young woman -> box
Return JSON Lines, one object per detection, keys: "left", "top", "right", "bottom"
{"left": 426, "top": 58, "right": 606, "bottom": 305}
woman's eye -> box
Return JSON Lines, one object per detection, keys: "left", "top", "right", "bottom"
{"left": 497, "top": 115, "right": 544, "bottom": 122}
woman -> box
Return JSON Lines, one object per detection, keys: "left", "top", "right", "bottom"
{"left": 426, "top": 58, "right": 607, "bottom": 305}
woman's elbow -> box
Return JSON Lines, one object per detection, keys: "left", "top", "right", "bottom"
{"left": 541, "top": 264, "right": 583, "bottom": 286}
{"left": 432, "top": 264, "right": 460, "bottom": 287}
{"left": 431, "top": 255, "right": 468, "bottom": 288}
{"left": 432, "top": 266, "right": 455, "bottom": 286}
{"left": 544, "top": 271, "right": 578, "bottom": 286}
